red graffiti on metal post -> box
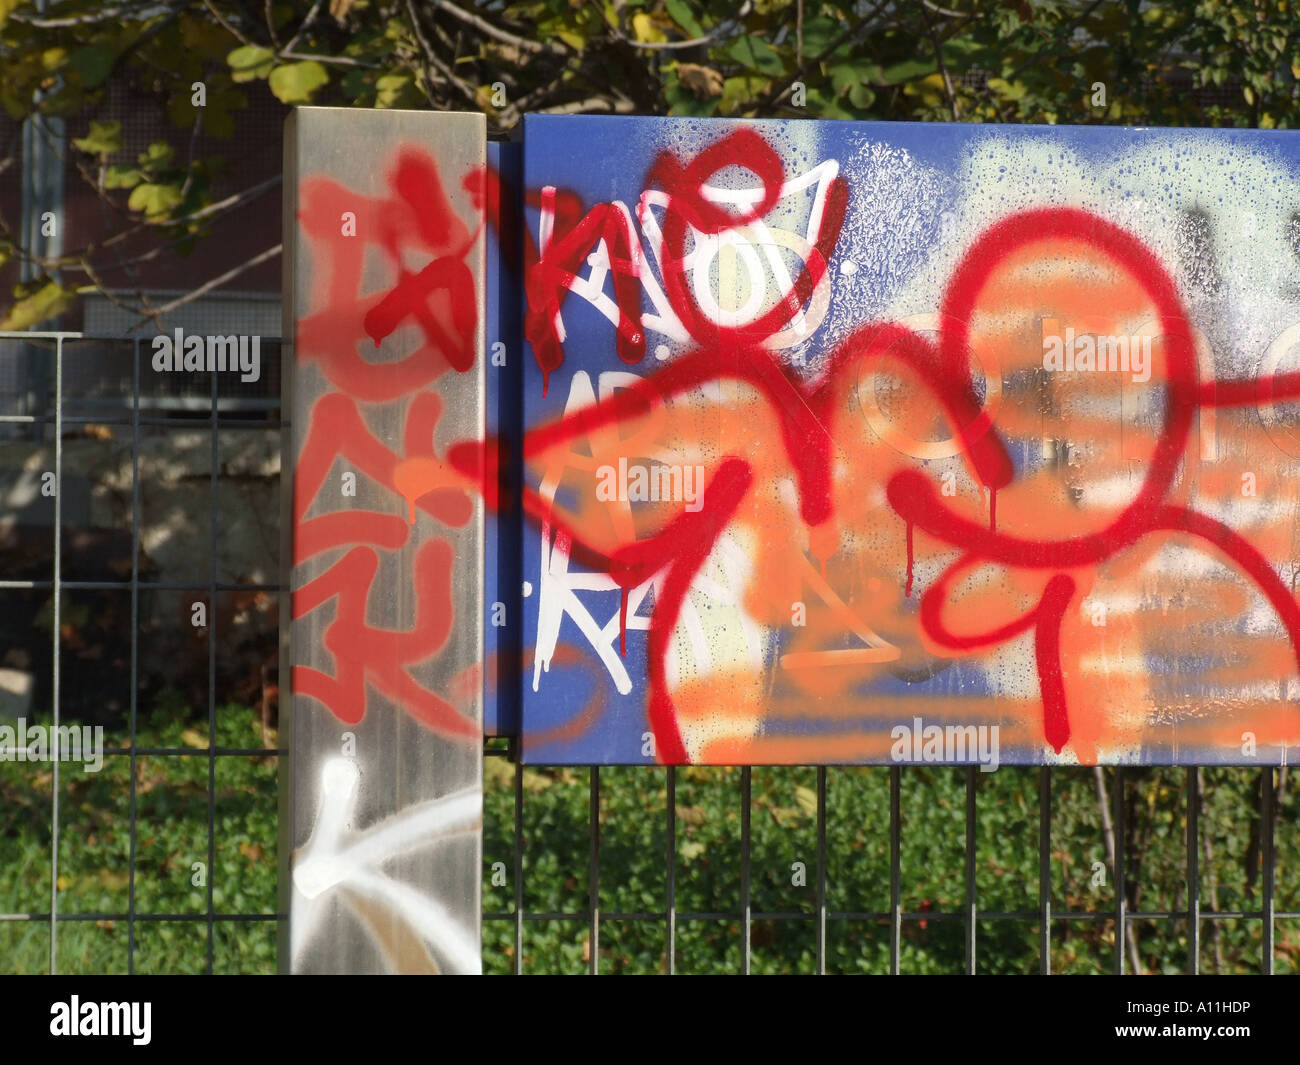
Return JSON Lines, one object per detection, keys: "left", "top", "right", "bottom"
{"left": 293, "top": 149, "right": 486, "bottom": 739}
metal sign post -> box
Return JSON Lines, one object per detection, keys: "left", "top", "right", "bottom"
{"left": 282, "top": 107, "right": 485, "bottom": 974}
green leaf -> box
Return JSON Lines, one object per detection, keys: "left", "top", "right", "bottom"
{"left": 727, "top": 35, "right": 784, "bottom": 77}
{"left": 104, "top": 164, "right": 143, "bottom": 189}
{"left": 664, "top": 0, "right": 704, "bottom": 38}
{"left": 520, "top": 768, "right": 552, "bottom": 793}
{"left": 375, "top": 72, "right": 416, "bottom": 109}
{"left": 167, "top": 82, "right": 247, "bottom": 139}
{"left": 268, "top": 60, "right": 329, "bottom": 104}
{"left": 664, "top": 76, "right": 720, "bottom": 118}
{"left": 341, "top": 68, "right": 371, "bottom": 101}
{"left": 128, "top": 182, "right": 184, "bottom": 220}
{"left": 138, "top": 141, "right": 175, "bottom": 171}
{"left": 36, "top": 83, "right": 86, "bottom": 119}
{"left": 881, "top": 58, "right": 935, "bottom": 84}
{"left": 987, "top": 77, "right": 1027, "bottom": 102}
{"left": 227, "top": 44, "right": 275, "bottom": 82}
{"left": 849, "top": 83, "right": 875, "bottom": 110}
{"left": 830, "top": 58, "right": 883, "bottom": 95}
{"left": 72, "top": 120, "right": 122, "bottom": 157}
{"left": 720, "top": 75, "right": 767, "bottom": 115}
{"left": 794, "top": 786, "right": 817, "bottom": 816}
{"left": 0, "top": 279, "right": 75, "bottom": 331}
{"left": 801, "top": 86, "right": 854, "bottom": 120}
{"left": 941, "top": 34, "right": 984, "bottom": 63}
{"left": 799, "top": 16, "right": 839, "bottom": 57}
{"left": 68, "top": 45, "right": 114, "bottom": 88}
{"left": 630, "top": 11, "right": 665, "bottom": 43}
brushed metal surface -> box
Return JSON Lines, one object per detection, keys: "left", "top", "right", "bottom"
{"left": 282, "top": 107, "right": 485, "bottom": 974}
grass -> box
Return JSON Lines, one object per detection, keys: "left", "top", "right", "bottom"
{"left": 0, "top": 695, "right": 278, "bottom": 975}
{"left": 3, "top": 706, "right": 1297, "bottom": 974}
{"left": 481, "top": 758, "right": 1300, "bottom": 975}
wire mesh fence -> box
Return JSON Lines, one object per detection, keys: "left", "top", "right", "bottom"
{"left": 480, "top": 749, "right": 1293, "bottom": 975}
{"left": 0, "top": 333, "right": 281, "bottom": 975}
{"left": 0, "top": 334, "right": 1294, "bottom": 974}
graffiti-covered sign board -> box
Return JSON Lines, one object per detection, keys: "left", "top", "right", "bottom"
{"left": 513, "top": 116, "right": 1300, "bottom": 767}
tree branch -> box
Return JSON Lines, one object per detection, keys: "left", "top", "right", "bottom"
{"left": 127, "top": 243, "right": 282, "bottom": 327}
{"left": 405, "top": 0, "right": 479, "bottom": 107}
{"left": 921, "top": 3, "right": 960, "bottom": 121}
{"left": 9, "top": 3, "right": 178, "bottom": 28}
{"left": 750, "top": 0, "right": 894, "bottom": 116}
{"left": 922, "top": 0, "right": 967, "bottom": 17}
{"left": 432, "top": 0, "right": 566, "bottom": 56}
{"left": 278, "top": 49, "right": 379, "bottom": 68}
{"left": 1002, "top": 0, "right": 1107, "bottom": 86}
{"left": 599, "top": 0, "right": 752, "bottom": 51}
{"left": 535, "top": 96, "right": 637, "bottom": 116}
{"left": 281, "top": 0, "right": 324, "bottom": 54}
{"left": 201, "top": 0, "right": 254, "bottom": 46}
{"left": 74, "top": 257, "right": 168, "bottom": 333}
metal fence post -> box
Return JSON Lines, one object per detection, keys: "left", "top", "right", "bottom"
{"left": 282, "top": 108, "right": 487, "bottom": 974}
